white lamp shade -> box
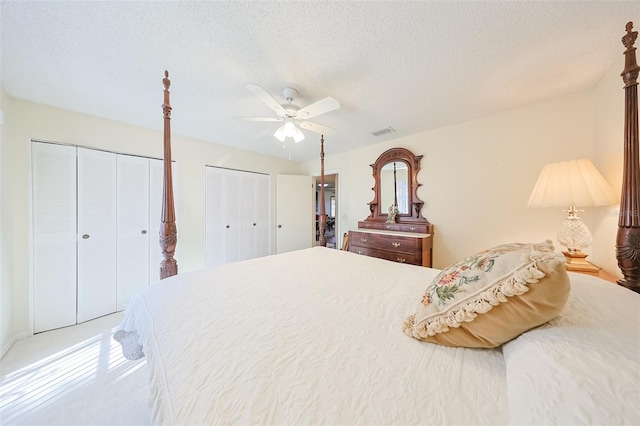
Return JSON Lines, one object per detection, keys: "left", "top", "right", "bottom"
{"left": 273, "top": 125, "right": 286, "bottom": 142}
{"left": 283, "top": 119, "right": 297, "bottom": 137}
{"left": 293, "top": 127, "right": 305, "bottom": 143}
{"left": 527, "top": 159, "right": 618, "bottom": 208}
{"left": 274, "top": 119, "right": 305, "bottom": 143}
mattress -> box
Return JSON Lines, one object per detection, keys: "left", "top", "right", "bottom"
{"left": 116, "top": 247, "right": 640, "bottom": 425}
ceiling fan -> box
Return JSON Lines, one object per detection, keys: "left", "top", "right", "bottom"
{"left": 240, "top": 84, "right": 340, "bottom": 143}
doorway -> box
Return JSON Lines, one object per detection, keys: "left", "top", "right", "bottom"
{"left": 313, "top": 172, "right": 339, "bottom": 249}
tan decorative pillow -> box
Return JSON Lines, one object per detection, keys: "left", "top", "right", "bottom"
{"left": 403, "top": 240, "right": 570, "bottom": 348}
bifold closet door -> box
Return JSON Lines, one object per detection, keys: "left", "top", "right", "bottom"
{"left": 32, "top": 142, "right": 77, "bottom": 333}
{"left": 241, "top": 173, "right": 270, "bottom": 261}
{"left": 205, "top": 167, "right": 241, "bottom": 266}
{"left": 77, "top": 148, "right": 117, "bottom": 323}
{"left": 254, "top": 175, "right": 270, "bottom": 258}
{"left": 116, "top": 155, "right": 150, "bottom": 311}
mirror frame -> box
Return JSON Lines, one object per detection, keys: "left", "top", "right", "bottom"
{"left": 365, "top": 147, "right": 428, "bottom": 223}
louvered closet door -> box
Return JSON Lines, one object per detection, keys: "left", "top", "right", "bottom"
{"left": 77, "top": 148, "right": 117, "bottom": 323}
{"left": 32, "top": 142, "right": 77, "bottom": 333}
{"left": 116, "top": 155, "right": 150, "bottom": 311}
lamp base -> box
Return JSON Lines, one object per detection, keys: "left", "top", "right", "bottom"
{"left": 562, "top": 250, "right": 601, "bottom": 273}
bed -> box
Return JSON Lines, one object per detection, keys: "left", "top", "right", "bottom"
{"left": 117, "top": 247, "right": 639, "bottom": 425}
{"left": 115, "top": 22, "right": 640, "bottom": 425}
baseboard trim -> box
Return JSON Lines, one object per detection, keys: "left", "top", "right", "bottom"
{"left": 1, "top": 332, "right": 29, "bottom": 360}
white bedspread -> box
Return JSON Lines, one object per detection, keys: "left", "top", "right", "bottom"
{"left": 118, "top": 247, "right": 507, "bottom": 425}
{"left": 117, "top": 247, "right": 640, "bottom": 425}
{"left": 503, "top": 273, "right": 640, "bottom": 425}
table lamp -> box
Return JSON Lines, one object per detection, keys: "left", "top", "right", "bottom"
{"left": 527, "top": 158, "right": 618, "bottom": 272}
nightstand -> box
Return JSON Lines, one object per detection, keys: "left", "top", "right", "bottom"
{"left": 569, "top": 265, "right": 619, "bottom": 284}
{"left": 563, "top": 251, "right": 619, "bottom": 284}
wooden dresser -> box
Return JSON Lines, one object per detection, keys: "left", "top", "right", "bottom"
{"left": 349, "top": 222, "right": 433, "bottom": 267}
{"left": 354, "top": 147, "right": 434, "bottom": 267}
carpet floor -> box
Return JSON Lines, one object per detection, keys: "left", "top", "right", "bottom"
{"left": 1, "top": 313, "right": 152, "bottom": 425}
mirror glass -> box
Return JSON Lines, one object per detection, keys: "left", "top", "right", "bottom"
{"left": 380, "top": 161, "right": 409, "bottom": 215}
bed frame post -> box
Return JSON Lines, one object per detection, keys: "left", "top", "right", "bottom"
{"left": 160, "top": 70, "right": 178, "bottom": 280}
{"left": 318, "top": 135, "right": 327, "bottom": 247}
{"left": 617, "top": 22, "right": 640, "bottom": 293}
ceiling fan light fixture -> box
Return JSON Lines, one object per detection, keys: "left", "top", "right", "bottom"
{"left": 273, "top": 125, "right": 286, "bottom": 142}
{"left": 244, "top": 84, "right": 340, "bottom": 146}
{"left": 283, "top": 119, "right": 297, "bottom": 137}
{"left": 293, "top": 127, "right": 305, "bottom": 143}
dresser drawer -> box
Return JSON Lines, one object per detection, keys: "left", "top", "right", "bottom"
{"left": 350, "top": 231, "right": 419, "bottom": 255}
{"left": 357, "top": 221, "right": 430, "bottom": 233}
{"left": 348, "top": 229, "right": 432, "bottom": 267}
{"left": 349, "top": 246, "right": 421, "bottom": 266}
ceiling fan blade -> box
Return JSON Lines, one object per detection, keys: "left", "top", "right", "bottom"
{"left": 235, "top": 116, "right": 282, "bottom": 122}
{"left": 246, "top": 84, "right": 285, "bottom": 116}
{"left": 299, "top": 120, "right": 335, "bottom": 136}
{"left": 295, "top": 97, "right": 340, "bottom": 120}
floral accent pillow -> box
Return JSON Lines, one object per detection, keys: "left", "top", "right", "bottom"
{"left": 403, "top": 240, "right": 570, "bottom": 348}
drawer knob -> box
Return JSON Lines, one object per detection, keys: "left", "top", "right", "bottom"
{"left": 385, "top": 225, "right": 391, "bottom": 229}
{"left": 392, "top": 242, "right": 401, "bottom": 248}
{"left": 360, "top": 238, "right": 368, "bottom": 242}
{"left": 410, "top": 226, "right": 416, "bottom": 231}
{"left": 396, "top": 257, "right": 406, "bottom": 263}
{"left": 357, "top": 250, "right": 363, "bottom": 255}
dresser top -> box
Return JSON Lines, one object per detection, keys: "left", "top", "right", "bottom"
{"left": 352, "top": 228, "right": 431, "bottom": 238}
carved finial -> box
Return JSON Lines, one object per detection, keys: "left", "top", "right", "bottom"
{"left": 622, "top": 21, "right": 637, "bottom": 50}
{"left": 163, "top": 70, "right": 171, "bottom": 90}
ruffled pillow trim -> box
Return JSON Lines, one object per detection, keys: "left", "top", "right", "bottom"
{"left": 404, "top": 251, "right": 559, "bottom": 338}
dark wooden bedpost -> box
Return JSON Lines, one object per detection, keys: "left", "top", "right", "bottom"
{"left": 318, "top": 135, "right": 327, "bottom": 247}
{"left": 160, "top": 70, "right": 178, "bottom": 279}
{"left": 616, "top": 22, "right": 640, "bottom": 293}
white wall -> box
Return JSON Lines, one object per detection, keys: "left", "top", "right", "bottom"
{"left": 1, "top": 88, "right": 15, "bottom": 356}
{"left": 302, "top": 87, "right": 625, "bottom": 272}
{"left": 2, "top": 96, "right": 301, "bottom": 348}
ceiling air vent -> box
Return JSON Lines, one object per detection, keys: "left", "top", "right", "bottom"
{"left": 371, "top": 126, "right": 396, "bottom": 137}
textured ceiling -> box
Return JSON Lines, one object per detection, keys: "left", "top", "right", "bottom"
{"left": 1, "top": 1, "right": 638, "bottom": 161}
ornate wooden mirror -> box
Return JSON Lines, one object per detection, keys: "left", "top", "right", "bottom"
{"left": 364, "top": 147, "right": 428, "bottom": 224}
